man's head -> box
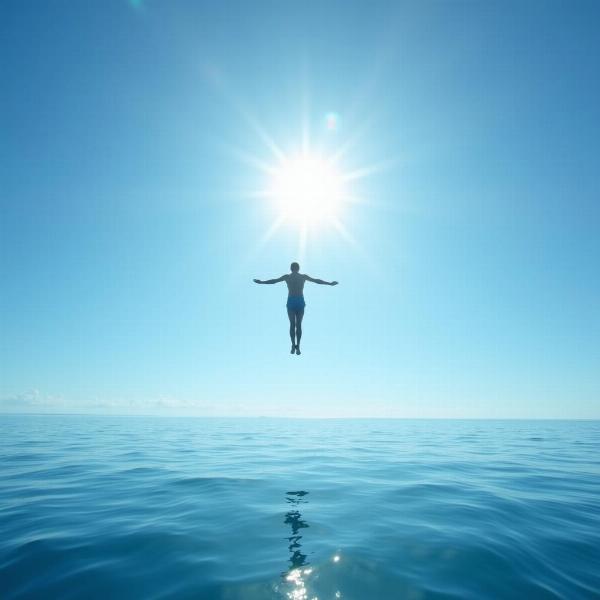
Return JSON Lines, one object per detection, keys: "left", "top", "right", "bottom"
{"left": 290, "top": 262, "right": 300, "bottom": 272}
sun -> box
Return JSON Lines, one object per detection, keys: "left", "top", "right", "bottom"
{"left": 225, "top": 106, "right": 393, "bottom": 261}
{"left": 268, "top": 154, "right": 344, "bottom": 226}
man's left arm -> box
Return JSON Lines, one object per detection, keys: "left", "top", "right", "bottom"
{"left": 254, "top": 275, "right": 287, "bottom": 284}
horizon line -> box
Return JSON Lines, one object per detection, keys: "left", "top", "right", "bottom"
{"left": 1, "top": 412, "right": 598, "bottom": 421}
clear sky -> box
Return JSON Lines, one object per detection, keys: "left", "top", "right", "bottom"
{"left": 1, "top": 1, "right": 599, "bottom": 418}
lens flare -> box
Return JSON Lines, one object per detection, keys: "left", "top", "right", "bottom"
{"left": 325, "top": 112, "right": 340, "bottom": 132}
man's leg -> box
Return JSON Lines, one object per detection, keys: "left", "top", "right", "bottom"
{"left": 287, "top": 308, "right": 296, "bottom": 351}
{"left": 295, "top": 310, "right": 304, "bottom": 354}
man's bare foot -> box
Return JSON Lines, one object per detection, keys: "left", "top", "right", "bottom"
{"left": 291, "top": 344, "right": 296, "bottom": 354}
{"left": 295, "top": 346, "right": 301, "bottom": 355}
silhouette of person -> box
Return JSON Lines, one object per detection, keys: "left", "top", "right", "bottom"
{"left": 254, "top": 262, "right": 338, "bottom": 355}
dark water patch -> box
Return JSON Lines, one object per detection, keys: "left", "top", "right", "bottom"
{"left": 117, "top": 466, "right": 165, "bottom": 475}
{"left": 169, "top": 475, "right": 261, "bottom": 492}
{"left": 0, "top": 452, "right": 48, "bottom": 463}
{"left": 118, "top": 451, "right": 146, "bottom": 458}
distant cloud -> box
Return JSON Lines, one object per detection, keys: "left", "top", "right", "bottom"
{"left": 0, "top": 389, "right": 65, "bottom": 411}
{"left": 0, "top": 390, "right": 220, "bottom": 416}
{"left": 1, "top": 390, "right": 402, "bottom": 418}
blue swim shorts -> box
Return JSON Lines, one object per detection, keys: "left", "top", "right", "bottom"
{"left": 286, "top": 295, "right": 306, "bottom": 310}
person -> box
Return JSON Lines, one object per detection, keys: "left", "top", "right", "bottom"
{"left": 254, "top": 262, "right": 338, "bottom": 355}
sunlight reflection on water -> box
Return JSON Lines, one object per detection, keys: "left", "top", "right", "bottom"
{"left": 282, "top": 491, "right": 312, "bottom": 600}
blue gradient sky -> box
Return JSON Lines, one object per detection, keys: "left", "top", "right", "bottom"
{"left": 1, "top": 1, "right": 599, "bottom": 417}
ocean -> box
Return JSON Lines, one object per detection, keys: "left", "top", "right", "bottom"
{"left": 1, "top": 416, "right": 599, "bottom": 599}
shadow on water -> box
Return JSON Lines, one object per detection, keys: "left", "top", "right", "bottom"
{"left": 281, "top": 491, "right": 313, "bottom": 600}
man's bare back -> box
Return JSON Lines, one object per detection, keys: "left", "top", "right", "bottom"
{"left": 283, "top": 272, "right": 310, "bottom": 296}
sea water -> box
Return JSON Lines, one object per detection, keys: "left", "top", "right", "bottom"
{"left": 1, "top": 416, "right": 599, "bottom": 599}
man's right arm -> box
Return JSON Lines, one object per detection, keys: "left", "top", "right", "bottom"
{"left": 305, "top": 275, "right": 338, "bottom": 286}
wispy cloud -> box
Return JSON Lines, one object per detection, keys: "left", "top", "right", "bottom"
{"left": 0, "top": 390, "right": 222, "bottom": 416}
{"left": 0, "top": 389, "right": 66, "bottom": 410}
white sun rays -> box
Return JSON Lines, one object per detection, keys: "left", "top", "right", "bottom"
{"left": 198, "top": 60, "right": 400, "bottom": 264}
{"left": 230, "top": 124, "right": 392, "bottom": 264}
{"left": 244, "top": 151, "right": 357, "bottom": 263}
{"left": 214, "top": 85, "right": 398, "bottom": 265}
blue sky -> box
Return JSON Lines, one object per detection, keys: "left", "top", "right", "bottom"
{"left": 1, "top": 1, "right": 599, "bottom": 418}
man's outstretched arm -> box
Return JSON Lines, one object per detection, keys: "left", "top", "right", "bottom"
{"left": 305, "top": 275, "right": 338, "bottom": 286}
{"left": 253, "top": 275, "right": 286, "bottom": 284}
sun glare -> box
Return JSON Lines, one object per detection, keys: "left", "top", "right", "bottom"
{"left": 228, "top": 106, "right": 390, "bottom": 261}
{"left": 269, "top": 155, "right": 344, "bottom": 225}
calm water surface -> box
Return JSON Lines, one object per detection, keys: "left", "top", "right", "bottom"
{"left": 1, "top": 416, "right": 599, "bottom": 599}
